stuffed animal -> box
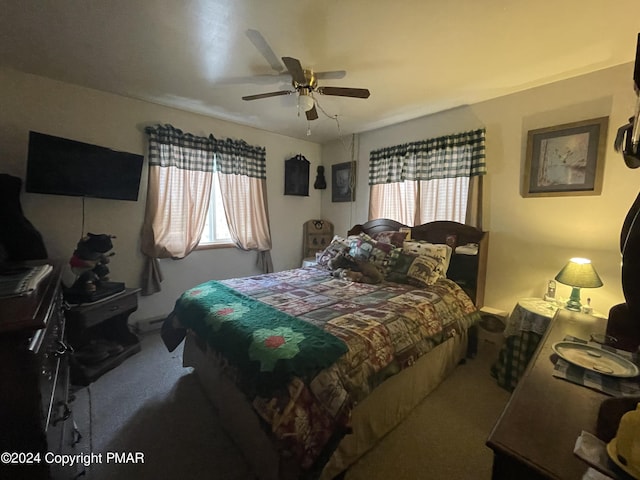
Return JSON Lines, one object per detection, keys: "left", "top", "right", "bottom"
{"left": 69, "top": 233, "right": 116, "bottom": 293}
{"left": 328, "top": 253, "right": 383, "bottom": 284}
{"left": 332, "top": 267, "right": 364, "bottom": 282}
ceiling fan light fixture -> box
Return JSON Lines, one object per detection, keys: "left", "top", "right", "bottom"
{"left": 298, "top": 93, "right": 315, "bottom": 112}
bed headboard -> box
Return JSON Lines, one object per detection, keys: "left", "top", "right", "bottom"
{"left": 348, "top": 219, "right": 489, "bottom": 308}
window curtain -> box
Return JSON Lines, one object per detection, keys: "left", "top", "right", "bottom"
{"left": 140, "top": 125, "right": 272, "bottom": 296}
{"left": 368, "top": 128, "right": 486, "bottom": 228}
{"left": 215, "top": 138, "right": 273, "bottom": 273}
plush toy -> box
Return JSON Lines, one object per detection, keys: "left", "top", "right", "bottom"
{"left": 69, "top": 233, "right": 116, "bottom": 293}
{"left": 328, "top": 253, "right": 383, "bottom": 284}
{"left": 332, "top": 267, "right": 364, "bottom": 282}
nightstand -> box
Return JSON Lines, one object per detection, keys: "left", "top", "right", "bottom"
{"left": 491, "top": 298, "right": 605, "bottom": 391}
{"left": 65, "top": 288, "right": 141, "bottom": 385}
{"left": 490, "top": 298, "right": 559, "bottom": 391}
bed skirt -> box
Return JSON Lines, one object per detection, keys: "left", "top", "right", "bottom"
{"left": 183, "top": 328, "right": 468, "bottom": 479}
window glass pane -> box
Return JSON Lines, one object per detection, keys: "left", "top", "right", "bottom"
{"left": 200, "top": 174, "right": 232, "bottom": 244}
{"left": 370, "top": 182, "right": 417, "bottom": 225}
{"left": 418, "top": 177, "right": 469, "bottom": 223}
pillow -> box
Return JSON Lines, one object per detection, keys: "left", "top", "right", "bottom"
{"left": 348, "top": 233, "right": 376, "bottom": 260}
{"left": 349, "top": 233, "right": 394, "bottom": 273}
{"left": 402, "top": 240, "right": 452, "bottom": 277}
{"left": 386, "top": 250, "right": 444, "bottom": 287}
{"left": 316, "top": 235, "right": 350, "bottom": 269}
{"left": 371, "top": 230, "right": 409, "bottom": 248}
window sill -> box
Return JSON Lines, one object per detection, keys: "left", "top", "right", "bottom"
{"left": 196, "top": 242, "right": 235, "bottom": 251}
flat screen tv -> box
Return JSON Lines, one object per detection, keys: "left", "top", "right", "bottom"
{"left": 26, "top": 131, "right": 144, "bottom": 201}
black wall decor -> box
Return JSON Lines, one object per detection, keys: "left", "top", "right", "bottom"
{"left": 314, "top": 165, "right": 327, "bottom": 189}
{"left": 284, "top": 154, "right": 310, "bottom": 196}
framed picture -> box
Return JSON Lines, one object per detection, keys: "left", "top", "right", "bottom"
{"left": 522, "top": 117, "right": 608, "bottom": 197}
{"left": 332, "top": 161, "right": 356, "bottom": 202}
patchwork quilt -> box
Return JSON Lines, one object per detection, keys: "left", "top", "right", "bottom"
{"left": 169, "top": 266, "right": 479, "bottom": 475}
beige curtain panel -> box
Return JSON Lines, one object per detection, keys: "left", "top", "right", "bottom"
{"left": 141, "top": 124, "right": 272, "bottom": 295}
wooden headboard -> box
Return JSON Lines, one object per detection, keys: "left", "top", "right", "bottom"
{"left": 348, "top": 219, "right": 489, "bottom": 308}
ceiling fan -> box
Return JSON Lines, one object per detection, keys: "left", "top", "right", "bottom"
{"left": 242, "top": 31, "right": 370, "bottom": 121}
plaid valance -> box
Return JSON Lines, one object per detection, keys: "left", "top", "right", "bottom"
{"left": 215, "top": 138, "right": 267, "bottom": 178}
{"left": 369, "top": 128, "right": 486, "bottom": 185}
{"left": 145, "top": 124, "right": 266, "bottom": 179}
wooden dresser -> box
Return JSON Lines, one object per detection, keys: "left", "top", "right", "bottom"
{"left": 0, "top": 260, "right": 81, "bottom": 480}
{"left": 486, "top": 308, "right": 612, "bottom": 479}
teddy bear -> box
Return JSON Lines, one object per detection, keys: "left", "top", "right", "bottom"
{"left": 69, "top": 233, "right": 116, "bottom": 293}
{"left": 328, "top": 253, "right": 383, "bottom": 284}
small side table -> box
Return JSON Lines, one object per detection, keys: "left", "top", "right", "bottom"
{"left": 491, "top": 298, "right": 606, "bottom": 391}
{"left": 490, "top": 298, "right": 558, "bottom": 391}
{"left": 66, "top": 288, "right": 141, "bottom": 385}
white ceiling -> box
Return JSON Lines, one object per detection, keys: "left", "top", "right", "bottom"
{"left": 1, "top": 0, "right": 639, "bottom": 143}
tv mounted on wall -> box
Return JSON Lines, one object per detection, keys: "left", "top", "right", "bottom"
{"left": 26, "top": 131, "right": 144, "bottom": 201}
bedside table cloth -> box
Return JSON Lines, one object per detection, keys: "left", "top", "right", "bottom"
{"left": 491, "top": 298, "right": 558, "bottom": 391}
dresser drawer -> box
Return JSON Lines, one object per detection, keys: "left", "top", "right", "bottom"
{"left": 36, "top": 294, "right": 69, "bottom": 433}
{"left": 39, "top": 329, "right": 64, "bottom": 435}
{"left": 48, "top": 361, "right": 81, "bottom": 480}
{"left": 0, "top": 261, "right": 70, "bottom": 480}
{"left": 67, "top": 290, "right": 138, "bottom": 329}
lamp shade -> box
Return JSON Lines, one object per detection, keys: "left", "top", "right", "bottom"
{"left": 298, "top": 93, "right": 314, "bottom": 112}
{"left": 554, "top": 257, "right": 603, "bottom": 288}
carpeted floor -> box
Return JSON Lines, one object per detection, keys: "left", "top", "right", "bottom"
{"left": 71, "top": 328, "right": 510, "bottom": 479}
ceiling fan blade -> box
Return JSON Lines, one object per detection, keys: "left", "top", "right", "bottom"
{"left": 315, "top": 70, "right": 347, "bottom": 80}
{"left": 306, "top": 105, "right": 318, "bottom": 121}
{"left": 246, "top": 29, "right": 285, "bottom": 73}
{"left": 317, "top": 86, "right": 370, "bottom": 99}
{"left": 282, "top": 57, "right": 307, "bottom": 85}
{"left": 242, "top": 90, "right": 292, "bottom": 101}
{"left": 217, "top": 73, "right": 290, "bottom": 86}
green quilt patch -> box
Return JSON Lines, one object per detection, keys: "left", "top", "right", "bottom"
{"left": 174, "top": 280, "right": 348, "bottom": 392}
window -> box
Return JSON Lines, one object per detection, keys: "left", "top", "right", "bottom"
{"left": 369, "top": 129, "right": 486, "bottom": 226}
{"left": 370, "top": 177, "right": 470, "bottom": 225}
{"left": 142, "top": 124, "right": 273, "bottom": 296}
{"left": 199, "top": 174, "right": 233, "bottom": 246}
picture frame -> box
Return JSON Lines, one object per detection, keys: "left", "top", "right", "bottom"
{"left": 332, "top": 161, "right": 356, "bottom": 202}
{"left": 522, "top": 117, "right": 608, "bottom": 197}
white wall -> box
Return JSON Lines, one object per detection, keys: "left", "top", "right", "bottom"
{"left": 322, "top": 63, "right": 638, "bottom": 315}
{"left": 0, "top": 68, "right": 322, "bottom": 322}
{"left": 4, "top": 63, "right": 638, "bottom": 322}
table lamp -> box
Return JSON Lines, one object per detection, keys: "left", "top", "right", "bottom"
{"left": 554, "top": 257, "right": 603, "bottom": 312}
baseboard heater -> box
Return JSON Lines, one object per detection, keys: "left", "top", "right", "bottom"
{"left": 134, "top": 316, "right": 166, "bottom": 333}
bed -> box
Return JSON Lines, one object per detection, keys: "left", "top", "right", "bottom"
{"left": 161, "top": 219, "right": 488, "bottom": 479}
